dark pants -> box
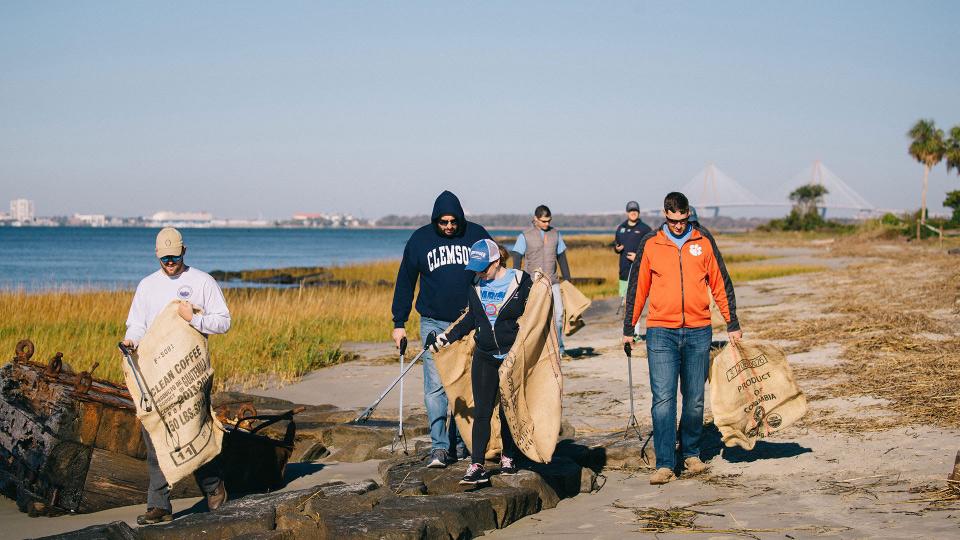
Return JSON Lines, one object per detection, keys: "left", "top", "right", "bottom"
{"left": 471, "top": 351, "right": 518, "bottom": 464}
{"left": 141, "top": 426, "right": 222, "bottom": 511}
{"left": 645, "top": 325, "right": 712, "bottom": 471}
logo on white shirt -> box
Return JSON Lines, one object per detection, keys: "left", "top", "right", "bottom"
{"left": 177, "top": 285, "right": 193, "bottom": 299}
{"left": 689, "top": 244, "right": 703, "bottom": 257}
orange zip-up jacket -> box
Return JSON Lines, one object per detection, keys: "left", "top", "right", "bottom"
{"left": 622, "top": 223, "right": 739, "bottom": 335}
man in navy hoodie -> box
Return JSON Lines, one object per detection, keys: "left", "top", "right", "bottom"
{"left": 392, "top": 191, "right": 492, "bottom": 467}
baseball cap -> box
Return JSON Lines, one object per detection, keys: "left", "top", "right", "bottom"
{"left": 156, "top": 227, "right": 184, "bottom": 258}
{"left": 465, "top": 239, "right": 500, "bottom": 272}
{"left": 626, "top": 201, "right": 640, "bottom": 212}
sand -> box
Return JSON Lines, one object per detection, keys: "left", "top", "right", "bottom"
{"left": 4, "top": 241, "right": 959, "bottom": 539}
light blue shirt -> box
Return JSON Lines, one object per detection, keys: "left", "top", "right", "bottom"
{"left": 478, "top": 269, "right": 517, "bottom": 359}
{"left": 663, "top": 223, "right": 692, "bottom": 250}
{"left": 511, "top": 230, "right": 566, "bottom": 255}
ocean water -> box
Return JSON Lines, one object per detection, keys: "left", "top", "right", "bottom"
{"left": 0, "top": 226, "right": 594, "bottom": 291}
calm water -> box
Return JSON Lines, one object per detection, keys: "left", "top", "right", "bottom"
{"left": 0, "top": 227, "right": 592, "bottom": 291}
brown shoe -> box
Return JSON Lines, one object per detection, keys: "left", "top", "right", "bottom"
{"left": 136, "top": 507, "right": 173, "bottom": 525}
{"left": 649, "top": 468, "right": 677, "bottom": 485}
{"left": 683, "top": 456, "right": 709, "bottom": 475}
{"left": 206, "top": 480, "right": 227, "bottom": 511}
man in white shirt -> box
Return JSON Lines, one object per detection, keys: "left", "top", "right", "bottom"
{"left": 122, "top": 227, "right": 231, "bottom": 525}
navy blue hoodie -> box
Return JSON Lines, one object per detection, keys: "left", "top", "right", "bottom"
{"left": 392, "top": 191, "right": 492, "bottom": 327}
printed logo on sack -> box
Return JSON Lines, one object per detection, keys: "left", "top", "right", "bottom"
{"left": 689, "top": 244, "right": 702, "bottom": 256}
{"left": 177, "top": 285, "right": 193, "bottom": 299}
{"left": 725, "top": 353, "right": 768, "bottom": 381}
{"left": 766, "top": 413, "right": 783, "bottom": 428}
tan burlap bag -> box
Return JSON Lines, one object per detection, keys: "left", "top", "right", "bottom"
{"left": 709, "top": 339, "right": 807, "bottom": 450}
{"left": 559, "top": 280, "right": 591, "bottom": 337}
{"left": 436, "top": 273, "right": 563, "bottom": 463}
{"left": 122, "top": 301, "right": 224, "bottom": 485}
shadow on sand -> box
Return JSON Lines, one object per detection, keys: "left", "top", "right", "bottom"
{"left": 700, "top": 423, "right": 812, "bottom": 463}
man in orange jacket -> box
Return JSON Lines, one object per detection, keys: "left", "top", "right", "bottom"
{"left": 622, "top": 192, "right": 742, "bottom": 485}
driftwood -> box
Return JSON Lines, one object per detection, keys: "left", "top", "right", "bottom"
{"left": 1, "top": 340, "right": 301, "bottom": 515}
{"left": 0, "top": 340, "right": 201, "bottom": 515}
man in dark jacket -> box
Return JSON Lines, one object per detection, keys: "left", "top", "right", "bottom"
{"left": 391, "top": 190, "right": 492, "bottom": 467}
{"left": 614, "top": 201, "right": 652, "bottom": 301}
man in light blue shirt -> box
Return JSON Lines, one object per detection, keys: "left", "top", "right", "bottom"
{"left": 510, "top": 205, "right": 572, "bottom": 354}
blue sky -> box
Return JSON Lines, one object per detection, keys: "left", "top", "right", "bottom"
{"left": 1, "top": 1, "right": 958, "bottom": 219}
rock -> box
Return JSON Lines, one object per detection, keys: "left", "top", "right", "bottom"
{"left": 559, "top": 419, "right": 577, "bottom": 440}
{"left": 949, "top": 247, "right": 960, "bottom": 256}
{"left": 324, "top": 492, "right": 499, "bottom": 539}
{"left": 273, "top": 480, "right": 383, "bottom": 538}
{"left": 490, "top": 469, "right": 561, "bottom": 510}
{"left": 32, "top": 521, "right": 137, "bottom": 540}
{"left": 566, "top": 432, "right": 655, "bottom": 470}
{"left": 459, "top": 486, "right": 540, "bottom": 528}
{"left": 138, "top": 488, "right": 320, "bottom": 540}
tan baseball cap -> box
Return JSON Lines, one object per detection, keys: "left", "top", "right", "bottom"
{"left": 156, "top": 227, "right": 184, "bottom": 258}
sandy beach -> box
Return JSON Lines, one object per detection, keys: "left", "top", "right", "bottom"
{"left": 3, "top": 237, "right": 959, "bottom": 539}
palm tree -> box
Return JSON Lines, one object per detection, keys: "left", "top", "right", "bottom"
{"left": 907, "top": 119, "right": 945, "bottom": 225}
{"left": 945, "top": 125, "right": 960, "bottom": 176}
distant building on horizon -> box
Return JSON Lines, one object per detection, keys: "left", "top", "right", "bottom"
{"left": 71, "top": 213, "right": 107, "bottom": 227}
{"left": 10, "top": 198, "right": 35, "bottom": 222}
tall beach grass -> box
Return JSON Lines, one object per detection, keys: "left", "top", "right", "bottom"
{"left": 0, "top": 234, "right": 822, "bottom": 387}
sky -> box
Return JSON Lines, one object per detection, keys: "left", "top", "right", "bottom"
{"left": 1, "top": 1, "right": 959, "bottom": 220}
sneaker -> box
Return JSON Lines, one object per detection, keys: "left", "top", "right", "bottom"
{"left": 683, "top": 456, "right": 709, "bottom": 475}
{"left": 427, "top": 448, "right": 449, "bottom": 469}
{"left": 206, "top": 479, "right": 227, "bottom": 511}
{"left": 499, "top": 455, "right": 518, "bottom": 475}
{"left": 460, "top": 463, "right": 490, "bottom": 485}
{"left": 649, "top": 468, "right": 677, "bottom": 485}
{"left": 136, "top": 507, "right": 173, "bottom": 525}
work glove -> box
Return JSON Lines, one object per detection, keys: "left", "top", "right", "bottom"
{"left": 429, "top": 333, "right": 450, "bottom": 353}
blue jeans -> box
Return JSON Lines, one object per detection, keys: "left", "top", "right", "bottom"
{"left": 420, "top": 317, "right": 462, "bottom": 452}
{"left": 646, "top": 325, "right": 712, "bottom": 471}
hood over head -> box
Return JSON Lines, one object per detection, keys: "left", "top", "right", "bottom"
{"left": 431, "top": 190, "right": 467, "bottom": 236}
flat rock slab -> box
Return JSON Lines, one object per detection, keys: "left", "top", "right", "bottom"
{"left": 31, "top": 521, "right": 138, "bottom": 540}
{"left": 212, "top": 392, "right": 428, "bottom": 463}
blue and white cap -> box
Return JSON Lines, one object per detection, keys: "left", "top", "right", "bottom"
{"left": 465, "top": 239, "right": 500, "bottom": 272}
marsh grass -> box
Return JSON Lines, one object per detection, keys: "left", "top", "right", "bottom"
{"left": 0, "top": 234, "right": 825, "bottom": 388}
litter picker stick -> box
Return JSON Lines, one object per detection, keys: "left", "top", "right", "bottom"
{"left": 391, "top": 337, "right": 409, "bottom": 453}
{"left": 623, "top": 342, "right": 642, "bottom": 440}
{"left": 354, "top": 332, "right": 436, "bottom": 424}
{"left": 118, "top": 341, "right": 181, "bottom": 451}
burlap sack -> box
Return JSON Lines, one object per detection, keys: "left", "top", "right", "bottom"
{"left": 122, "top": 301, "right": 224, "bottom": 485}
{"left": 499, "top": 274, "right": 563, "bottom": 463}
{"left": 559, "top": 280, "right": 591, "bottom": 337}
{"left": 436, "top": 273, "right": 563, "bottom": 463}
{"left": 709, "top": 339, "right": 807, "bottom": 450}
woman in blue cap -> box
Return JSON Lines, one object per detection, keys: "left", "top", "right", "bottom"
{"left": 431, "top": 239, "right": 533, "bottom": 485}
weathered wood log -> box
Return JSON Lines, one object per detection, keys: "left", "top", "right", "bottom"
{"left": 950, "top": 450, "right": 960, "bottom": 482}
{"left": 0, "top": 340, "right": 200, "bottom": 515}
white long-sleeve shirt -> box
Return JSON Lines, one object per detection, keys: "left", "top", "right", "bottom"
{"left": 124, "top": 266, "right": 231, "bottom": 346}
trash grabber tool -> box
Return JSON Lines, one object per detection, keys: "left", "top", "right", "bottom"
{"left": 118, "top": 341, "right": 181, "bottom": 451}
{"left": 391, "top": 337, "right": 409, "bottom": 453}
{"left": 623, "top": 342, "right": 643, "bottom": 440}
{"left": 119, "top": 341, "right": 152, "bottom": 413}
{"left": 353, "top": 332, "right": 437, "bottom": 424}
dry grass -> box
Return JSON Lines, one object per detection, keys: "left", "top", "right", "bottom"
{"left": 752, "top": 243, "right": 960, "bottom": 430}
{"left": 0, "top": 282, "right": 415, "bottom": 389}
{"left": 1, "top": 233, "right": 909, "bottom": 390}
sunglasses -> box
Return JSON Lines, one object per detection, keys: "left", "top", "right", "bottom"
{"left": 537, "top": 217, "right": 552, "bottom": 223}
{"left": 160, "top": 255, "right": 183, "bottom": 264}
{"left": 665, "top": 216, "right": 689, "bottom": 226}
{"left": 438, "top": 219, "right": 458, "bottom": 226}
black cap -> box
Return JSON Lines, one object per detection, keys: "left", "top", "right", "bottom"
{"left": 625, "top": 201, "right": 640, "bottom": 212}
